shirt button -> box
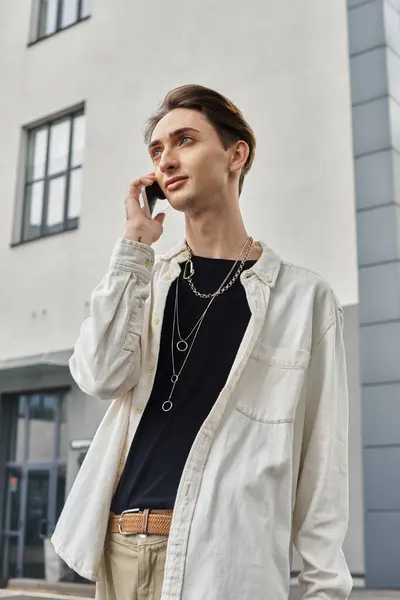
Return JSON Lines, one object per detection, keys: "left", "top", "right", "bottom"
{"left": 164, "top": 275, "right": 171, "bottom": 281}
{"left": 135, "top": 406, "right": 143, "bottom": 414}
{"left": 153, "top": 317, "right": 160, "bottom": 325}
{"left": 137, "top": 299, "right": 144, "bottom": 308}
{"left": 149, "top": 362, "right": 155, "bottom": 371}
{"left": 144, "top": 259, "right": 153, "bottom": 269}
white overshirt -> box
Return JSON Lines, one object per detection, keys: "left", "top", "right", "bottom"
{"left": 52, "top": 238, "right": 353, "bottom": 600}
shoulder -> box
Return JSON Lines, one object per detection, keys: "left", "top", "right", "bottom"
{"left": 280, "top": 261, "right": 340, "bottom": 301}
{"left": 277, "top": 260, "right": 343, "bottom": 343}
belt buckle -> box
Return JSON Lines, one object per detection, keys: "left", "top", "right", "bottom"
{"left": 118, "top": 508, "right": 140, "bottom": 536}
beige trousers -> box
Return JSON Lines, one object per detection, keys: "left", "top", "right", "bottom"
{"left": 95, "top": 532, "right": 168, "bottom": 600}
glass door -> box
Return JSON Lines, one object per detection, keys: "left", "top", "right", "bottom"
{"left": 1, "top": 391, "right": 67, "bottom": 579}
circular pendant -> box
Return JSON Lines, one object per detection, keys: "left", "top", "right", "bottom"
{"left": 171, "top": 374, "right": 178, "bottom": 383}
{"left": 162, "top": 400, "right": 173, "bottom": 412}
{"left": 176, "top": 340, "right": 188, "bottom": 352}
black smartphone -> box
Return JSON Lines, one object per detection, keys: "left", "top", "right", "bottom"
{"left": 142, "top": 181, "right": 166, "bottom": 217}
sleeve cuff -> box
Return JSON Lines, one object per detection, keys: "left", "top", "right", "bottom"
{"left": 110, "top": 238, "right": 156, "bottom": 273}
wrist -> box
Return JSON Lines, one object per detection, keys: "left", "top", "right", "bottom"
{"left": 123, "top": 228, "right": 152, "bottom": 246}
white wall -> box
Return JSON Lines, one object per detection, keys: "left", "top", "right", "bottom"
{"left": 0, "top": 0, "right": 363, "bottom": 573}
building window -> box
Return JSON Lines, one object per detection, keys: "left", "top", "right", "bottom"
{"left": 35, "top": 0, "right": 90, "bottom": 41}
{"left": 21, "top": 109, "right": 85, "bottom": 242}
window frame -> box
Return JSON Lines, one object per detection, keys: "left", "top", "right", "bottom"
{"left": 15, "top": 108, "right": 85, "bottom": 246}
{"left": 29, "top": 0, "right": 91, "bottom": 45}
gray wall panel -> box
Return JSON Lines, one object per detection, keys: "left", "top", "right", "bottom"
{"left": 364, "top": 446, "right": 400, "bottom": 509}
{"left": 389, "top": 97, "right": 400, "bottom": 153}
{"left": 363, "top": 383, "right": 400, "bottom": 445}
{"left": 357, "top": 204, "right": 400, "bottom": 265}
{"left": 364, "top": 512, "right": 400, "bottom": 588}
{"left": 360, "top": 321, "right": 400, "bottom": 383}
{"left": 355, "top": 150, "right": 394, "bottom": 209}
{"left": 350, "top": 48, "right": 387, "bottom": 104}
{"left": 388, "top": 47, "right": 400, "bottom": 101}
{"left": 348, "top": 0, "right": 385, "bottom": 55}
{"left": 394, "top": 151, "right": 400, "bottom": 204}
{"left": 359, "top": 262, "right": 400, "bottom": 323}
{"left": 384, "top": 0, "right": 400, "bottom": 56}
{"left": 353, "top": 98, "right": 391, "bottom": 155}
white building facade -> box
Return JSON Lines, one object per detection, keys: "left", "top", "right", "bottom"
{"left": 0, "top": 0, "right": 396, "bottom": 589}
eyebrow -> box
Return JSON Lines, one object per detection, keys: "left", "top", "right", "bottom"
{"left": 148, "top": 127, "right": 201, "bottom": 151}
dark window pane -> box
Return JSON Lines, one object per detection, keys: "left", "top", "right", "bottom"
{"left": 27, "top": 128, "right": 48, "bottom": 181}
{"left": 29, "top": 394, "right": 57, "bottom": 421}
{"left": 38, "top": 0, "right": 58, "bottom": 38}
{"left": 48, "top": 119, "right": 70, "bottom": 175}
{"left": 28, "top": 395, "right": 56, "bottom": 462}
{"left": 56, "top": 469, "right": 66, "bottom": 517}
{"left": 61, "top": 0, "right": 79, "bottom": 28}
{"left": 24, "top": 471, "right": 48, "bottom": 578}
{"left": 46, "top": 175, "right": 66, "bottom": 232}
{"left": 71, "top": 114, "right": 85, "bottom": 167}
{"left": 23, "top": 182, "right": 44, "bottom": 241}
{"left": 68, "top": 168, "right": 82, "bottom": 220}
{"left": 81, "top": 0, "right": 91, "bottom": 19}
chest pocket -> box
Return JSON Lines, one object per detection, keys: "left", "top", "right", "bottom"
{"left": 234, "top": 342, "right": 310, "bottom": 424}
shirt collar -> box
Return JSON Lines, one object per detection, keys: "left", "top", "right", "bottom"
{"left": 157, "top": 239, "right": 282, "bottom": 288}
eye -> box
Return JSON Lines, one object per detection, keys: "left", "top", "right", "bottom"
{"left": 180, "top": 136, "right": 192, "bottom": 145}
{"left": 151, "top": 149, "right": 161, "bottom": 160}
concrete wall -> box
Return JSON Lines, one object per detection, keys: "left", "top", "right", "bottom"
{"left": 0, "top": 0, "right": 363, "bottom": 575}
{"left": 348, "top": 0, "right": 400, "bottom": 586}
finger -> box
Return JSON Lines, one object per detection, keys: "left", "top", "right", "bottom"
{"left": 128, "top": 181, "right": 151, "bottom": 199}
{"left": 129, "top": 175, "right": 157, "bottom": 195}
{"left": 153, "top": 212, "right": 166, "bottom": 225}
{"left": 126, "top": 182, "right": 154, "bottom": 214}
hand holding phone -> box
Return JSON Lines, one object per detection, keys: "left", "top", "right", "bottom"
{"left": 124, "top": 174, "right": 166, "bottom": 246}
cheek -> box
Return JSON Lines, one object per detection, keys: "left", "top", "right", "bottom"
{"left": 192, "top": 153, "right": 227, "bottom": 184}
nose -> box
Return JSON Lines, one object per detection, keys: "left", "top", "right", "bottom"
{"left": 159, "top": 148, "right": 179, "bottom": 174}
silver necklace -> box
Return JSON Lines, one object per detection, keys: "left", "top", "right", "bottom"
{"left": 175, "top": 237, "right": 252, "bottom": 352}
{"left": 184, "top": 237, "right": 254, "bottom": 299}
{"left": 161, "top": 238, "right": 254, "bottom": 412}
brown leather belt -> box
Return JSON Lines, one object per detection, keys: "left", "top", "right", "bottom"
{"left": 109, "top": 509, "right": 173, "bottom": 536}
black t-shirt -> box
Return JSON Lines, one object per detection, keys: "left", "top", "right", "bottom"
{"left": 111, "top": 255, "right": 256, "bottom": 513}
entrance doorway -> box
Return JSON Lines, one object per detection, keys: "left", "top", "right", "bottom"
{"left": 1, "top": 391, "right": 67, "bottom": 579}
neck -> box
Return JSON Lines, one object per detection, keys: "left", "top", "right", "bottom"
{"left": 184, "top": 205, "right": 259, "bottom": 260}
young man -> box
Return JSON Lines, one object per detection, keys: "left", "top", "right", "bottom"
{"left": 52, "top": 85, "right": 352, "bottom": 600}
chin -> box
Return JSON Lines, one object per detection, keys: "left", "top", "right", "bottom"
{"left": 168, "top": 191, "right": 196, "bottom": 213}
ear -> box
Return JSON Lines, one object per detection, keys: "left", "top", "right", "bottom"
{"left": 228, "top": 140, "right": 249, "bottom": 174}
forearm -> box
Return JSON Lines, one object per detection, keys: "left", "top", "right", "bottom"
{"left": 69, "top": 238, "right": 154, "bottom": 400}
{"left": 292, "top": 308, "right": 353, "bottom": 599}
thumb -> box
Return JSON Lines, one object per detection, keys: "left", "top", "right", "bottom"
{"left": 154, "top": 212, "right": 166, "bottom": 225}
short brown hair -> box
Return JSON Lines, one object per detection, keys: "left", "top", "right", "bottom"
{"left": 144, "top": 84, "right": 256, "bottom": 195}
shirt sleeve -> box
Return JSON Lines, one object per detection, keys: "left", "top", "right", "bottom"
{"left": 292, "top": 304, "right": 353, "bottom": 599}
{"left": 69, "top": 238, "right": 155, "bottom": 400}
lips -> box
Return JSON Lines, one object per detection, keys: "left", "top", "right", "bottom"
{"left": 165, "top": 176, "right": 188, "bottom": 191}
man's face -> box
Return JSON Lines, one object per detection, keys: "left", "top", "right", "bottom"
{"left": 148, "top": 108, "right": 233, "bottom": 213}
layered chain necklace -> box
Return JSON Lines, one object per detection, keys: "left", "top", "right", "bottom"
{"left": 161, "top": 236, "right": 254, "bottom": 412}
